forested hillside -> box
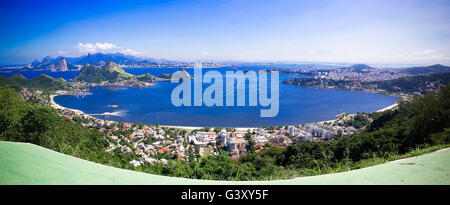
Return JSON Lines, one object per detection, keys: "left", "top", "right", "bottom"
{"left": 0, "top": 73, "right": 67, "bottom": 91}
{"left": 0, "top": 84, "right": 448, "bottom": 180}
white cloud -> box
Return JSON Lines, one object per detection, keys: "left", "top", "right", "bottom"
{"left": 121, "top": 48, "right": 141, "bottom": 56}
{"left": 77, "top": 42, "right": 120, "bottom": 53}
{"left": 76, "top": 42, "right": 147, "bottom": 57}
{"left": 76, "top": 42, "right": 146, "bottom": 57}
{"left": 57, "top": 50, "right": 67, "bottom": 55}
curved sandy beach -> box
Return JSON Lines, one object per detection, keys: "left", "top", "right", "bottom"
{"left": 375, "top": 102, "right": 398, "bottom": 112}
{"left": 49, "top": 90, "right": 399, "bottom": 129}
{"left": 50, "top": 92, "right": 85, "bottom": 115}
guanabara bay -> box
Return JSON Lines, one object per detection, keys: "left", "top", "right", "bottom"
{"left": 0, "top": 0, "right": 449, "bottom": 192}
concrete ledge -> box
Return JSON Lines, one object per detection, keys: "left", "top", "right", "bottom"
{"left": 0, "top": 141, "right": 449, "bottom": 185}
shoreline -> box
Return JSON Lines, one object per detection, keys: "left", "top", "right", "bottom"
{"left": 50, "top": 94, "right": 256, "bottom": 130}
{"left": 49, "top": 90, "right": 399, "bottom": 130}
{"left": 375, "top": 102, "right": 399, "bottom": 112}
{"left": 50, "top": 91, "right": 86, "bottom": 115}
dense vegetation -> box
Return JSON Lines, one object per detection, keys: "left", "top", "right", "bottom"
{"left": 0, "top": 73, "right": 70, "bottom": 104}
{"left": 73, "top": 61, "right": 159, "bottom": 83}
{"left": 362, "top": 72, "right": 450, "bottom": 94}
{"left": 136, "top": 73, "right": 157, "bottom": 82}
{"left": 403, "top": 64, "right": 450, "bottom": 75}
{"left": 0, "top": 87, "right": 108, "bottom": 161}
{"left": 73, "top": 61, "right": 134, "bottom": 83}
{"left": 0, "top": 84, "right": 449, "bottom": 180}
{"left": 158, "top": 73, "right": 173, "bottom": 79}
{"left": 0, "top": 73, "right": 67, "bottom": 91}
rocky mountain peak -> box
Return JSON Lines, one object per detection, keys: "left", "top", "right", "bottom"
{"left": 56, "top": 57, "right": 68, "bottom": 71}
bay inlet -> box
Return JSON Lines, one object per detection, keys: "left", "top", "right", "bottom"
{"left": 51, "top": 67, "right": 398, "bottom": 127}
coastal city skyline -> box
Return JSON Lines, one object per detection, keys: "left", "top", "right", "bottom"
{"left": 1, "top": 0, "right": 449, "bottom": 65}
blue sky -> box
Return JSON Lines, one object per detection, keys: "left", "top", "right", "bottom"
{"left": 0, "top": 0, "right": 449, "bottom": 65}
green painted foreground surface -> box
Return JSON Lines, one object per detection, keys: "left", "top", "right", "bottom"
{"left": 1, "top": 141, "right": 449, "bottom": 185}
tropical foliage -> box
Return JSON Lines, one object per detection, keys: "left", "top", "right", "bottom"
{"left": 0, "top": 84, "right": 449, "bottom": 180}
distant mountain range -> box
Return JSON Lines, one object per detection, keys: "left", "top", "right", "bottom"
{"left": 14, "top": 53, "right": 450, "bottom": 75}
{"left": 27, "top": 52, "right": 185, "bottom": 70}
{"left": 67, "top": 53, "right": 142, "bottom": 65}
{"left": 31, "top": 56, "right": 75, "bottom": 71}
{"left": 337, "top": 64, "right": 450, "bottom": 75}
{"left": 401, "top": 64, "right": 450, "bottom": 75}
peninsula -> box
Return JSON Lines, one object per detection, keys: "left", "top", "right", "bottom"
{"left": 72, "top": 61, "right": 171, "bottom": 88}
{"left": 0, "top": 61, "right": 449, "bottom": 182}
{"left": 282, "top": 64, "right": 450, "bottom": 98}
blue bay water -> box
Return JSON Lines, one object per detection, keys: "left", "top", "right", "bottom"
{"left": 1, "top": 68, "right": 398, "bottom": 127}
